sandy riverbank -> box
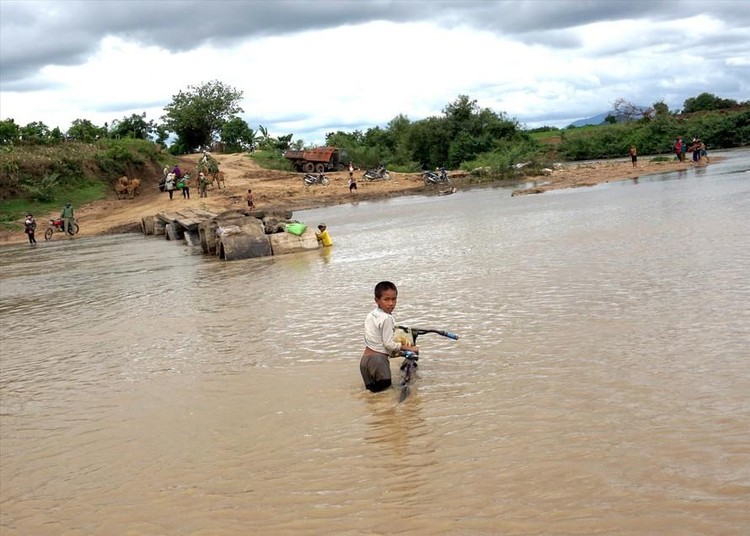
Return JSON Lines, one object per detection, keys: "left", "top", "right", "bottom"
{"left": 1, "top": 153, "right": 712, "bottom": 245}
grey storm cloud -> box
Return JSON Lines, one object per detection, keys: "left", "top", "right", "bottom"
{"left": 2, "top": 0, "right": 749, "bottom": 85}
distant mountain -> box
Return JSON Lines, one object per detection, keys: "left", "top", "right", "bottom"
{"left": 569, "top": 111, "right": 615, "bottom": 127}
{"left": 569, "top": 105, "right": 651, "bottom": 127}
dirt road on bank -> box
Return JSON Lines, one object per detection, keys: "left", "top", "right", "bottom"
{"left": 2, "top": 153, "right": 709, "bottom": 245}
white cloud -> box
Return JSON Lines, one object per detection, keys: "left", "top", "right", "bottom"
{"left": 1, "top": 1, "right": 748, "bottom": 144}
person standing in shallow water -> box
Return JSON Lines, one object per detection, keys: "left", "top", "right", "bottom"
{"left": 360, "top": 281, "right": 419, "bottom": 393}
{"left": 24, "top": 213, "right": 37, "bottom": 244}
{"left": 316, "top": 224, "right": 332, "bottom": 247}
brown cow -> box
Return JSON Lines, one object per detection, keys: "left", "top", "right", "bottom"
{"left": 127, "top": 178, "right": 141, "bottom": 197}
{"left": 212, "top": 171, "right": 226, "bottom": 189}
{"left": 114, "top": 176, "right": 140, "bottom": 199}
{"left": 115, "top": 180, "right": 129, "bottom": 199}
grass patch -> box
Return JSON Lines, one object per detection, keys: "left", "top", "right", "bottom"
{"left": 461, "top": 141, "right": 546, "bottom": 180}
{"left": 528, "top": 129, "right": 562, "bottom": 143}
{"left": 0, "top": 178, "right": 106, "bottom": 231}
{"left": 388, "top": 162, "right": 423, "bottom": 173}
{"left": 247, "top": 150, "right": 294, "bottom": 171}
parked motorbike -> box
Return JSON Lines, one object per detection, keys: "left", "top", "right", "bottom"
{"left": 362, "top": 166, "right": 390, "bottom": 181}
{"left": 423, "top": 167, "right": 450, "bottom": 186}
{"left": 44, "top": 218, "right": 79, "bottom": 240}
{"left": 303, "top": 173, "right": 330, "bottom": 186}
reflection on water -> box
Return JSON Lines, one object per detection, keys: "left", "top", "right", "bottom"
{"left": 1, "top": 150, "right": 749, "bottom": 534}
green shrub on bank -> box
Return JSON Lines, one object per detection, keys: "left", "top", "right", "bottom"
{"left": 557, "top": 108, "right": 749, "bottom": 160}
{"left": 461, "top": 140, "right": 544, "bottom": 180}
{"left": 94, "top": 138, "right": 164, "bottom": 176}
{"left": 387, "top": 161, "right": 423, "bottom": 173}
{"left": 0, "top": 138, "right": 166, "bottom": 230}
{"left": 0, "top": 179, "right": 106, "bottom": 230}
{"left": 247, "top": 150, "right": 294, "bottom": 171}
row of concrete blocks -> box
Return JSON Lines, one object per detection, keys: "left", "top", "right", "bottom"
{"left": 140, "top": 209, "right": 320, "bottom": 260}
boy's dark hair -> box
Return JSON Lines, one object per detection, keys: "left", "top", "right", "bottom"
{"left": 374, "top": 280, "right": 397, "bottom": 298}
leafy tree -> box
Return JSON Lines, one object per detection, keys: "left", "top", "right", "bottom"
{"left": 220, "top": 116, "right": 256, "bottom": 152}
{"left": 385, "top": 114, "right": 417, "bottom": 166}
{"left": 0, "top": 118, "right": 20, "bottom": 145}
{"left": 110, "top": 113, "right": 154, "bottom": 140}
{"left": 154, "top": 124, "right": 170, "bottom": 146}
{"left": 613, "top": 98, "right": 653, "bottom": 121}
{"left": 274, "top": 133, "right": 293, "bottom": 152}
{"left": 162, "top": 80, "right": 244, "bottom": 152}
{"left": 49, "top": 127, "right": 65, "bottom": 143}
{"left": 255, "top": 125, "right": 274, "bottom": 150}
{"left": 326, "top": 130, "right": 364, "bottom": 148}
{"left": 653, "top": 100, "right": 670, "bottom": 116}
{"left": 443, "top": 95, "right": 479, "bottom": 137}
{"left": 406, "top": 116, "right": 451, "bottom": 168}
{"left": 604, "top": 114, "right": 617, "bottom": 124}
{"left": 19, "top": 121, "right": 52, "bottom": 145}
{"left": 68, "top": 119, "right": 105, "bottom": 143}
{"left": 682, "top": 92, "right": 738, "bottom": 113}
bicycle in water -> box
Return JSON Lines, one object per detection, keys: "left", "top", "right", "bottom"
{"left": 394, "top": 325, "right": 459, "bottom": 402}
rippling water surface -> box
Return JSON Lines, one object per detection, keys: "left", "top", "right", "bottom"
{"left": 2, "top": 151, "right": 749, "bottom": 535}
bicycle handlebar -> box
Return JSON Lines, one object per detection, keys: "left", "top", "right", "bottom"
{"left": 396, "top": 326, "right": 460, "bottom": 341}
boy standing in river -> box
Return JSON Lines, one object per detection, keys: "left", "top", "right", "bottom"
{"left": 316, "top": 224, "right": 333, "bottom": 247}
{"left": 360, "top": 281, "right": 419, "bottom": 392}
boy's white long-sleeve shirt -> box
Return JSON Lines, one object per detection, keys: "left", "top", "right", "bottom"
{"left": 363, "top": 307, "right": 401, "bottom": 355}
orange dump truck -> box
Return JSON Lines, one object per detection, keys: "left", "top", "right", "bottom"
{"left": 283, "top": 146, "right": 348, "bottom": 173}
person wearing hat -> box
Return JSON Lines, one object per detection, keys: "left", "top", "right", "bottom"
{"left": 316, "top": 224, "right": 332, "bottom": 247}
{"left": 24, "top": 213, "right": 37, "bottom": 244}
{"left": 198, "top": 172, "right": 209, "bottom": 198}
{"left": 60, "top": 202, "right": 75, "bottom": 236}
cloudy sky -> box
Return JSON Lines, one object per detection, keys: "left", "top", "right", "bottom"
{"left": 1, "top": 0, "right": 749, "bottom": 145}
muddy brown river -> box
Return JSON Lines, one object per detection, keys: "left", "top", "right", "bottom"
{"left": 1, "top": 150, "right": 749, "bottom": 535}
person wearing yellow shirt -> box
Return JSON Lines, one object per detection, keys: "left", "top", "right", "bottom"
{"left": 316, "top": 224, "right": 333, "bottom": 247}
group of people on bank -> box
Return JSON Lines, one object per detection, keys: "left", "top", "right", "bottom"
{"left": 673, "top": 136, "right": 709, "bottom": 163}
{"left": 628, "top": 137, "right": 710, "bottom": 169}
{"left": 23, "top": 202, "right": 75, "bottom": 245}
{"left": 162, "top": 165, "right": 211, "bottom": 200}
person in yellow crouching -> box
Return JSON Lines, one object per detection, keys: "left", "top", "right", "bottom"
{"left": 316, "top": 224, "right": 333, "bottom": 247}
